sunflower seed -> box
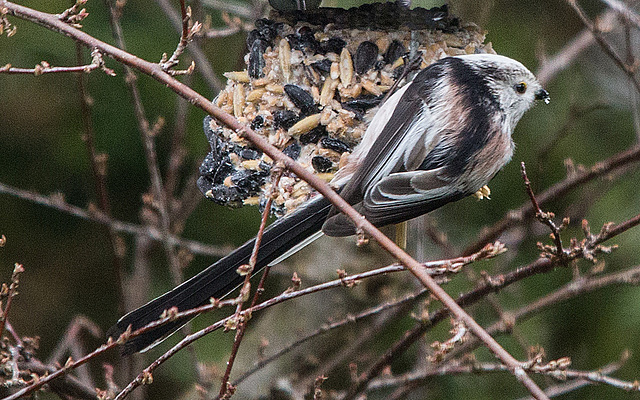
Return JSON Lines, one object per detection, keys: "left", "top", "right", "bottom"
{"left": 300, "top": 125, "right": 327, "bottom": 144}
{"left": 311, "top": 58, "right": 332, "bottom": 73}
{"left": 384, "top": 40, "right": 406, "bottom": 64}
{"left": 355, "top": 41, "right": 379, "bottom": 75}
{"left": 283, "top": 141, "right": 301, "bottom": 160}
{"left": 273, "top": 110, "right": 300, "bottom": 130}
{"left": 248, "top": 39, "right": 267, "bottom": 79}
{"left": 320, "top": 137, "right": 351, "bottom": 153}
{"left": 284, "top": 84, "right": 318, "bottom": 115}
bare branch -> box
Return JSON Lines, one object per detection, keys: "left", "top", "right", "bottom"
{"left": 0, "top": 50, "right": 115, "bottom": 75}
{"left": 565, "top": 0, "right": 640, "bottom": 93}
{"left": 464, "top": 144, "right": 640, "bottom": 256}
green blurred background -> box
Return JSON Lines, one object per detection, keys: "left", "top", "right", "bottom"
{"left": 1, "top": 0, "right": 640, "bottom": 399}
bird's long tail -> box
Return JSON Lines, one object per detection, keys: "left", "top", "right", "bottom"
{"left": 107, "top": 196, "right": 332, "bottom": 354}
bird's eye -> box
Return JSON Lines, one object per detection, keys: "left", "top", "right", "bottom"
{"left": 514, "top": 82, "right": 527, "bottom": 94}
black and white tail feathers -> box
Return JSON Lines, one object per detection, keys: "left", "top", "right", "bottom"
{"left": 107, "top": 196, "right": 331, "bottom": 354}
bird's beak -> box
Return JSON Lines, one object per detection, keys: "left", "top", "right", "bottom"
{"left": 535, "top": 88, "right": 550, "bottom": 104}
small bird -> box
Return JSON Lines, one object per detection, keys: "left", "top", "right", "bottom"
{"left": 108, "top": 54, "right": 549, "bottom": 354}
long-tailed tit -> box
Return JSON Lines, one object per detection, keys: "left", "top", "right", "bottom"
{"left": 108, "top": 54, "right": 550, "bottom": 354}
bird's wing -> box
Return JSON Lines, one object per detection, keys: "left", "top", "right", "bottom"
{"left": 323, "top": 65, "right": 468, "bottom": 236}
{"left": 360, "top": 167, "right": 467, "bottom": 227}
{"left": 322, "top": 65, "right": 476, "bottom": 236}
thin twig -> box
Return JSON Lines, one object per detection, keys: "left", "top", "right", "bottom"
{"left": 520, "top": 162, "right": 566, "bottom": 259}
{"left": 0, "top": 181, "right": 228, "bottom": 257}
{"left": 536, "top": 9, "right": 616, "bottom": 85}
{"left": 232, "top": 288, "right": 428, "bottom": 386}
{"left": 464, "top": 144, "right": 640, "bottom": 256}
{"left": 408, "top": 265, "right": 640, "bottom": 391}
{"left": 155, "top": 0, "right": 222, "bottom": 91}
{"left": 0, "top": 50, "right": 115, "bottom": 75}
{"left": 0, "top": 263, "right": 24, "bottom": 339}
{"left": 75, "top": 43, "right": 128, "bottom": 315}
{"left": 103, "top": 0, "right": 184, "bottom": 288}
{"left": 159, "top": 0, "right": 200, "bottom": 74}
{"left": 347, "top": 214, "right": 640, "bottom": 398}
{"left": 110, "top": 256, "right": 476, "bottom": 400}
{"left": 565, "top": 0, "right": 640, "bottom": 93}
{"left": 3, "top": 340, "right": 119, "bottom": 400}
{"left": 600, "top": 0, "right": 640, "bottom": 30}
{"left": 200, "top": 0, "right": 254, "bottom": 19}
{"left": 217, "top": 170, "right": 282, "bottom": 398}
{"left": 516, "top": 351, "right": 631, "bottom": 399}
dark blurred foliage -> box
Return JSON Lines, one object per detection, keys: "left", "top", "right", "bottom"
{"left": 1, "top": 0, "right": 640, "bottom": 399}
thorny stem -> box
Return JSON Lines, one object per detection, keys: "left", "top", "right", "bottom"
{"left": 0, "top": 2, "right": 548, "bottom": 398}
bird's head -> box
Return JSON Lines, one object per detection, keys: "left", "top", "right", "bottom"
{"left": 456, "top": 54, "right": 549, "bottom": 130}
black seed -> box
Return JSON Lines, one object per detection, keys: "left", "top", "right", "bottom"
{"left": 285, "top": 34, "right": 302, "bottom": 51}
{"left": 342, "top": 95, "right": 383, "bottom": 113}
{"left": 284, "top": 84, "right": 318, "bottom": 115}
{"left": 249, "top": 39, "right": 268, "bottom": 79}
{"left": 320, "top": 137, "right": 352, "bottom": 153}
{"left": 246, "top": 29, "right": 261, "bottom": 48}
{"left": 322, "top": 37, "right": 346, "bottom": 54}
{"left": 283, "top": 141, "right": 301, "bottom": 160}
{"left": 254, "top": 18, "right": 272, "bottom": 29}
{"left": 231, "top": 169, "right": 268, "bottom": 194}
{"left": 259, "top": 161, "right": 272, "bottom": 173}
{"left": 355, "top": 41, "right": 379, "bottom": 75}
{"left": 250, "top": 115, "right": 264, "bottom": 130}
{"left": 240, "top": 148, "right": 261, "bottom": 160}
{"left": 311, "top": 59, "right": 332, "bottom": 73}
{"left": 202, "top": 116, "right": 223, "bottom": 152}
{"left": 254, "top": 18, "right": 279, "bottom": 45}
{"left": 285, "top": 26, "right": 320, "bottom": 54}
{"left": 384, "top": 40, "right": 406, "bottom": 64}
{"left": 273, "top": 110, "right": 300, "bottom": 130}
{"left": 297, "top": 25, "right": 314, "bottom": 35}
{"left": 312, "top": 156, "right": 334, "bottom": 173}
{"left": 300, "top": 125, "right": 328, "bottom": 144}
{"left": 392, "top": 65, "right": 404, "bottom": 80}
{"left": 197, "top": 177, "right": 244, "bottom": 207}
